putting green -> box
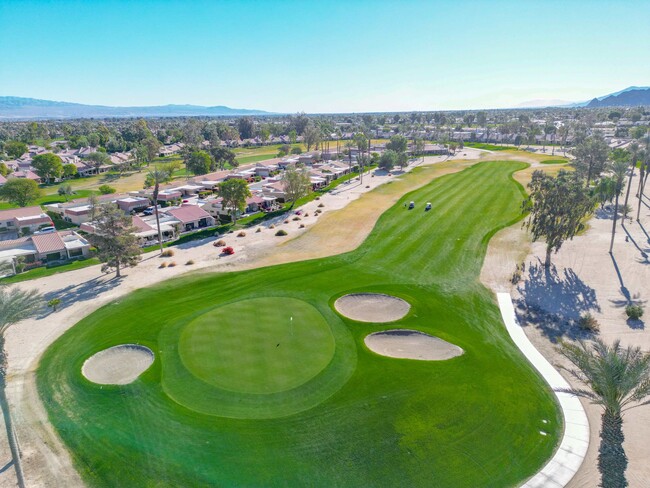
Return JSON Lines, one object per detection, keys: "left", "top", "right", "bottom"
{"left": 179, "top": 298, "right": 335, "bottom": 394}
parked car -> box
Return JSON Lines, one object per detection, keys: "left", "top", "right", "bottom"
{"left": 34, "top": 226, "right": 56, "bottom": 234}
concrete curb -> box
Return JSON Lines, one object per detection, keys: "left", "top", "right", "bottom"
{"left": 496, "top": 293, "right": 590, "bottom": 488}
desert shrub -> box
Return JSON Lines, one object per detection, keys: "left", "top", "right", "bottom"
{"left": 237, "top": 231, "right": 246, "bottom": 237}
{"left": 578, "top": 312, "right": 600, "bottom": 333}
{"left": 292, "top": 216, "right": 301, "bottom": 221}
{"left": 161, "top": 249, "right": 174, "bottom": 257}
{"left": 168, "top": 261, "right": 177, "bottom": 267}
{"left": 256, "top": 227, "right": 262, "bottom": 233}
{"left": 318, "top": 203, "right": 324, "bottom": 208}
{"left": 269, "top": 224, "right": 275, "bottom": 229}
{"left": 186, "top": 260, "right": 195, "bottom": 265}
{"left": 275, "top": 229, "right": 288, "bottom": 236}
{"left": 299, "top": 224, "right": 305, "bottom": 228}
{"left": 215, "top": 239, "right": 226, "bottom": 246}
{"left": 315, "top": 197, "right": 320, "bottom": 200}
{"left": 222, "top": 246, "right": 235, "bottom": 255}
{"left": 284, "top": 220, "right": 289, "bottom": 224}
{"left": 626, "top": 304, "right": 644, "bottom": 320}
{"left": 303, "top": 213, "right": 309, "bottom": 217}
{"left": 159, "top": 262, "right": 168, "bottom": 268}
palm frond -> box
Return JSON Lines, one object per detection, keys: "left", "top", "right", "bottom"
{"left": 0, "top": 287, "right": 42, "bottom": 332}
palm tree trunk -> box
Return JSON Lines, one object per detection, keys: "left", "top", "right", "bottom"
{"left": 609, "top": 193, "right": 620, "bottom": 253}
{"left": 636, "top": 167, "right": 646, "bottom": 221}
{"left": 0, "top": 338, "right": 26, "bottom": 488}
{"left": 621, "top": 163, "right": 635, "bottom": 225}
{"left": 153, "top": 184, "right": 163, "bottom": 254}
{"left": 598, "top": 410, "right": 627, "bottom": 488}
{"left": 544, "top": 245, "right": 552, "bottom": 268}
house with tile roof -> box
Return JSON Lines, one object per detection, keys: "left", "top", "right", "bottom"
{"left": 164, "top": 205, "right": 214, "bottom": 232}
{"left": 0, "top": 206, "right": 54, "bottom": 238}
{"left": 0, "top": 230, "right": 91, "bottom": 270}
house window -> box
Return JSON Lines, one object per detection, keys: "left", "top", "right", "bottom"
{"left": 69, "top": 248, "right": 83, "bottom": 257}
{"left": 46, "top": 252, "right": 61, "bottom": 262}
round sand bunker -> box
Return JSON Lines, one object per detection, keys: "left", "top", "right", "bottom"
{"left": 82, "top": 344, "right": 154, "bottom": 385}
{"left": 334, "top": 293, "right": 410, "bottom": 323}
{"left": 365, "top": 329, "right": 463, "bottom": 360}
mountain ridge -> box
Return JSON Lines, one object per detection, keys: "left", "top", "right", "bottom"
{"left": 0, "top": 96, "right": 274, "bottom": 119}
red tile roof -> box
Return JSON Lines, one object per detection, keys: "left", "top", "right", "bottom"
{"left": 32, "top": 232, "right": 65, "bottom": 254}
{"left": 0, "top": 206, "right": 48, "bottom": 222}
{"left": 132, "top": 216, "right": 154, "bottom": 233}
{"left": 166, "top": 205, "right": 212, "bottom": 224}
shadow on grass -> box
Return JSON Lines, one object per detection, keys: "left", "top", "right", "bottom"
{"left": 515, "top": 258, "right": 600, "bottom": 342}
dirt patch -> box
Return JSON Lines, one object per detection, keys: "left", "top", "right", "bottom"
{"left": 82, "top": 344, "right": 154, "bottom": 385}
{"left": 334, "top": 293, "right": 410, "bottom": 323}
{"left": 365, "top": 329, "right": 463, "bottom": 360}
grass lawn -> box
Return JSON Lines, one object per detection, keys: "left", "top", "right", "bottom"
{"left": 38, "top": 161, "right": 561, "bottom": 487}
{"left": 463, "top": 142, "right": 514, "bottom": 151}
{"left": 540, "top": 159, "right": 569, "bottom": 165}
{"left": 0, "top": 258, "right": 100, "bottom": 284}
{"left": 0, "top": 189, "right": 98, "bottom": 210}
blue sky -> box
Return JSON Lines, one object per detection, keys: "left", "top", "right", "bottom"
{"left": 1, "top": 0, "right": 648, "bottom": 113}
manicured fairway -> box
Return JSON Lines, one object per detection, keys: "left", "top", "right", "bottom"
{"left": 38, "top": 161, "right": 562, "bottom": 487}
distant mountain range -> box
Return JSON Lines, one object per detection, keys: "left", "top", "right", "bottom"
{"left": 516, "top": 86, "right": 650, "bottom": 109}
{"left": 0, "top": 97, "right": 273, "bottom": 119}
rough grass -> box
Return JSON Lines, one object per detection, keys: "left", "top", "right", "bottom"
{"left": 37, "top": 161, "right": 561, "bottom": 487}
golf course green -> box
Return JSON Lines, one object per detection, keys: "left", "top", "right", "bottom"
{"left": 38, "top": 161, "right": 562, "bottom": 487}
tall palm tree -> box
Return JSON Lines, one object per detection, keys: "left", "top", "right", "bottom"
{"left": 146, "top": 168, "right": 172, "bottom": 254}
{"left": 636, "top": 145, "right": 649, "bottom": 222}
{"left": 620, "top": 142, "right": 639, "bottom": 225}
{"left": 0, "top": 285, "right": 42, "bottom": 488}
{"left": 609, "top": 159, "right": 630, "bottom": 253}
{"left": 558, "top": 339, "right": 650, "bottom": 488}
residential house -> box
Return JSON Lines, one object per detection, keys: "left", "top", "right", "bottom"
{"left": 0, "top": 207, "right": 53, "bottom": 238}
{"left": 165, "top": 205, "right": 215, "bottom": 232}
{"left": 0, "top": 230, "right": 91, "bottom": 270}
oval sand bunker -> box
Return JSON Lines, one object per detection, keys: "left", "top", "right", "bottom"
{"left": 334, "top": 293, "right": 410, "bottom": 323}
{"left": 365, "top": 329, "right": 463, "bottom": 360}
{"left": 82, "top": 344, "right": 154, "bottom": 385}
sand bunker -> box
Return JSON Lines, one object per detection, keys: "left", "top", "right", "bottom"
{"left": 334, "top": 293, "right": 410, "bottom": 322}
{"left": 82, "top": 344, "right": 154, "bottom": 385}
{"left": 365, "top": 329, "right": 463, "bottom": 360}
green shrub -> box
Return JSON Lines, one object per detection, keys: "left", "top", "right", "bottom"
{"left": 275, "top": 229, "right": 288, "bottom": 236}
{"left": 47, "top": 298, "right": 62, "bottom": 311}
{"left": 98, "top": 184, "right": 116, "bottom": 195}
{"left": 625, "top": 304, "right": 644, "bottom": 320}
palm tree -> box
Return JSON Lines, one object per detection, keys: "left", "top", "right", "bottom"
{"left": 558, "top": 339, "right": 650, "bottom": 488}
{"left": 620, "top": 142, "right": 639, "bottom": 225}
{"left": 0, "top": 285, "right": 42, "bottom": 488}
{"left": 145, "top": 168, "right": 172, "bottom": 254}
{"left": 636, "top": 144, "right": 649, "bottom": 222}
{"left": 609, "top": 159, "right": 630, "bottom": 253}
